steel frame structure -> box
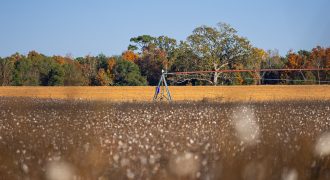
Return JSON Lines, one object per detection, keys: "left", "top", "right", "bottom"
{"left": 153, "top": 70, "right": 172, "bottom": 101}
{"left": 153, "top": 68, "right": 330, "bottom": 102}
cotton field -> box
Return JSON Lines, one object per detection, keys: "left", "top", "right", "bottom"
{"left": 0, "top": 97, "right": 330, "bottom": 180}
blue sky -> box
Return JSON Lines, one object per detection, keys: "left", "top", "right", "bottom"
{"left": 0, "top": 0, "right": 329, "bottom": 57}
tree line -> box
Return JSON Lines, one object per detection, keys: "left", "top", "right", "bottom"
{"left": 1, "top": 23, "right": 329, "bottom": 86}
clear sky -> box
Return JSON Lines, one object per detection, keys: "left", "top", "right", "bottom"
{"left": 0, "top": 0, "right": 329, "bottom": 57}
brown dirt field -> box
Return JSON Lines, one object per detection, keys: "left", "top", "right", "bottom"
{"left": 0, "top": 85, "right": 329, "bottom": 102}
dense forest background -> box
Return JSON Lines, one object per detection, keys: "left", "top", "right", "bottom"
{"left": 1, "top": 23, "right": 329, "bottom": 86}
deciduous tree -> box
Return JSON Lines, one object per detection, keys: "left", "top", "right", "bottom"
{"left": 0, "top": 57, "right": 15, "bottom": 85}
{"left": 122, "top": 51, "right": 139, "bottom": 62}
{"left": 113, "top": 59, "right": 147, "bottom": 86}
{"left": 187, "top": 23, "right": 252, "bottom": 85}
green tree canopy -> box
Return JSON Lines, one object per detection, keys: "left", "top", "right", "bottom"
{"left": 113, "top": 59, "right": 147, "bottom": 86}
{"left": 187, "top": 22, "right": 252, "bottom": 85}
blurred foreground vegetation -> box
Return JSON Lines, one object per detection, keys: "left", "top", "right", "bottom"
{"left": 0, "top": 97, "right": 330, "bottom": 179}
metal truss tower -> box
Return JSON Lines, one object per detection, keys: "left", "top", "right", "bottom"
{"left": 153, "top": 70, "right": 172, "bottom": 101}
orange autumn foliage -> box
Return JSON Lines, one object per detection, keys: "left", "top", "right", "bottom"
{"left": 326, "top": 49, "right": 330, "bottom": 68}
{"left": 122, "top": 51, "right": 139, "bottom": 62}
{"left": 310, "top": 46, "right": 329, "bottom": 68}
{"left": 107, "top": 58, "right": 116, "bottom": 73}
{"left": 286, "top": 52, "right": 303, "bottom": 69}
{"left": 53, "top": 56, "right": 67, "bottom": 65}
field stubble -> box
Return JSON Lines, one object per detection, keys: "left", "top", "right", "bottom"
{"left": 0, "top": 97, "right": 330, "bottom": 179}
{"left": 0, "top": 85, "right": 329, "bottom": 102}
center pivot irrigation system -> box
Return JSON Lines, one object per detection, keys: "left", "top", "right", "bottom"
{"left": 153, "top": 68, "right": 330, "bottom": 101}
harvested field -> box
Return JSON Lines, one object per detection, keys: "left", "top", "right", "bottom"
{"left": 0, "top": 85, "right": 329, "bottom": 102}
{"left": 0, "top": 97, "right": 330, "bottom": 179}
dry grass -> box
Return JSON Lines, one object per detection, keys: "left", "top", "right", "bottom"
{"left": 0, "top": 85, "right": 329, "bottom": 102}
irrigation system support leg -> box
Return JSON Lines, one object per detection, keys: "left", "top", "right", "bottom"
{"left": 153, "top": 70, "right": 172, "bottom": 102}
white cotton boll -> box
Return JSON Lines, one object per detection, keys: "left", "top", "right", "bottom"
{"left": 126, "top": 169, "right": 135, "bottom": 179}
{"left": 149, "top": 155, "right": 156, "bottom": 165}
{"left": 113, "top": 154, "right": 119, "bottom": 163}
{"left": 139, "top": 155, "right": 147, "bottom": 165}
{"left": 282, "top": 168, "right": 298, "bottom": 180}
{"left": 45, "top": 161, "right": 74, "bottom": 180}
{"left": 120, "top": 158, "right": 130, "bottom": 167}
{"left": 21, "top": 163, "right": 29, "bottom": 174}
{"left": 232, "top": 106, "right": 260, "bottom": 146}
{"left": 315, "top": 132, "right": 330, "bottom": 157}
{"left": 168, "top": 152, "right": 200, "bottom": 178}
